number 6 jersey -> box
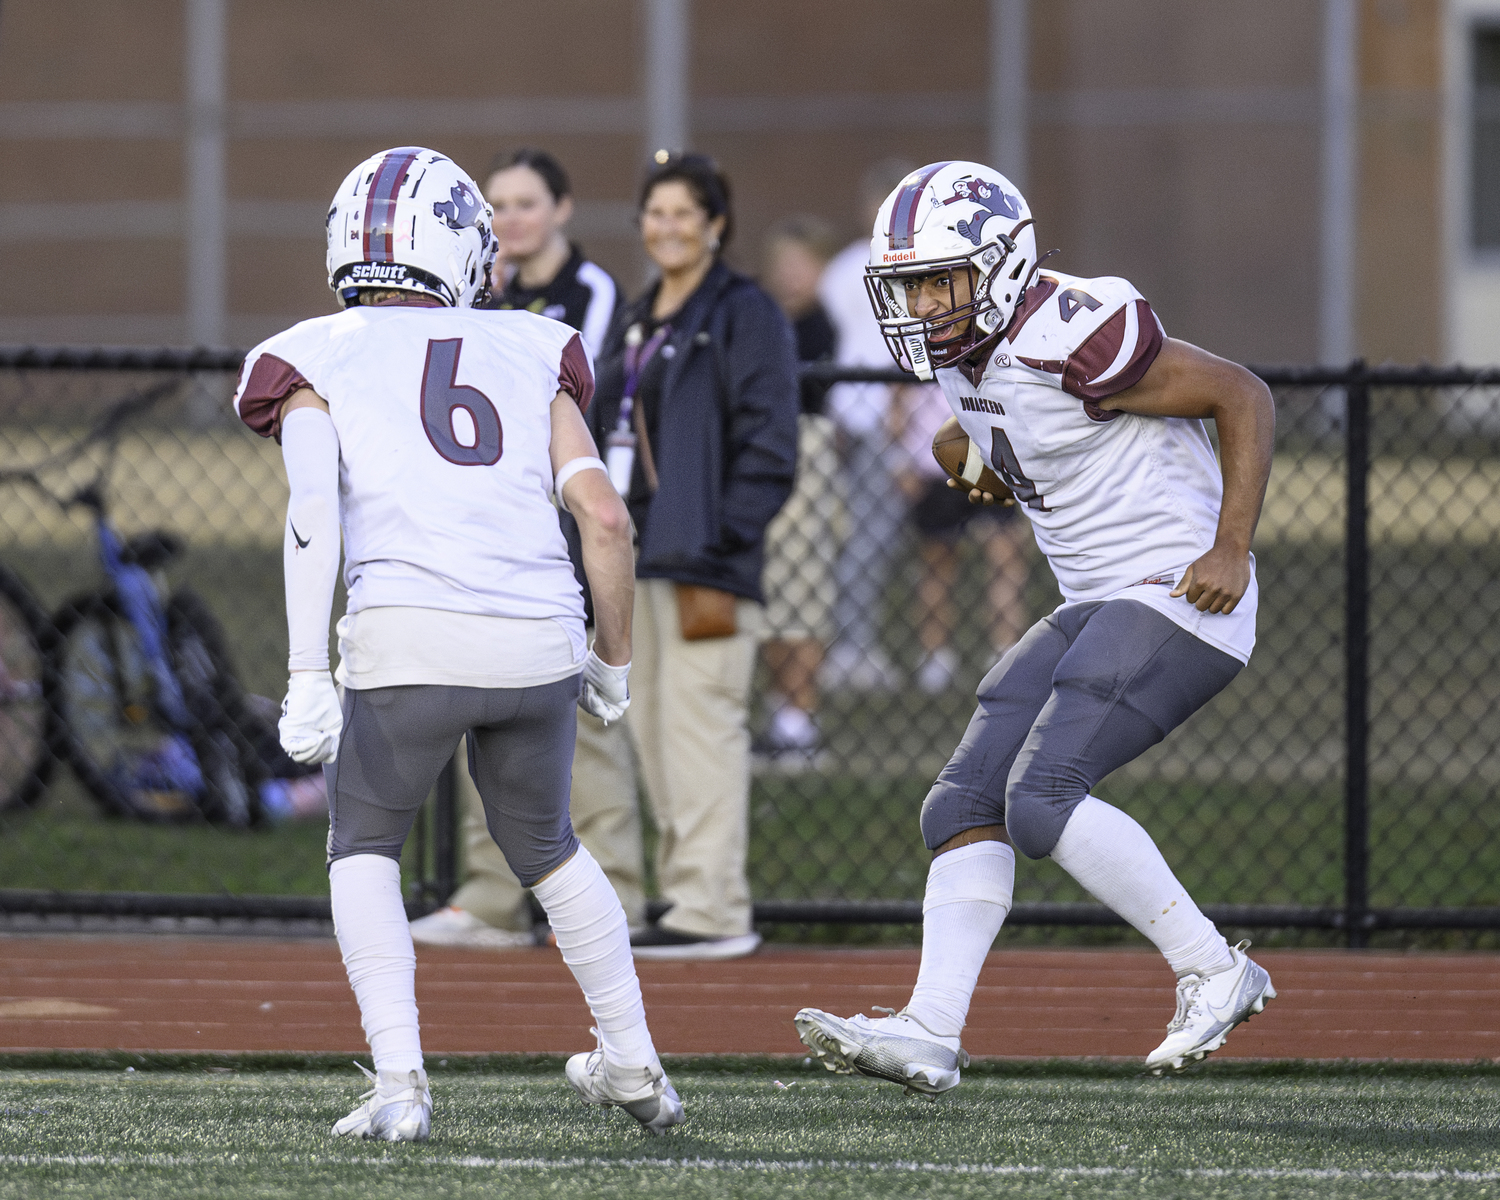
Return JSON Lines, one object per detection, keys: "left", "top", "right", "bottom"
{"left": 936, "top": 268, "right": 1257, "bottom": 663}
{"left": 234, "top": 304, "right": 593, "bottom": 632}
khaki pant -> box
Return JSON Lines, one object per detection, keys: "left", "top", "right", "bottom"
{"left": 446, "top": 707, "right": 646, "bottom": 930}
{"left": 629, "top": 578, "right": 761, "bottom": 939}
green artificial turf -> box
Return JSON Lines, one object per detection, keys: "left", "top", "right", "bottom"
{"left": 0, "top": 1061, "right": 1497, "bottom": 1199}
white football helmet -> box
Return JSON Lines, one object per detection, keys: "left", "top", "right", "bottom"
{"left": 864, "top": 161, "right": 1037, "bottom": 379}
{"left": 326, "top": 147, "right": 495, "bottom": 309}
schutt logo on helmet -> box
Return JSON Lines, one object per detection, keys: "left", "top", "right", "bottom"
{"left": 350, "top": 264, "right": 410, "bottom": 282}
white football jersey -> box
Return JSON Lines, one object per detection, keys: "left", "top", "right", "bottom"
{"left": 936, "top": 269, "right": 1257, "bottom": 662}
{"left": 234, "top": 304, "right": 592, "bottom": 627}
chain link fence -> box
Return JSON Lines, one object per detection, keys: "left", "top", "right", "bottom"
{"left": 0, "top": 349, "right": 1495, "bottom": 945}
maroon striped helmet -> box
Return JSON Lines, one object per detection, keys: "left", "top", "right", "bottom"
{"left": 864, "top": 161, "right": 1036, "bottom": 379}
{"left": 326, "top": 147, "right": 496, "bottom": 309}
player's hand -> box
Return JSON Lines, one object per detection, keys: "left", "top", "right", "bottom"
{"left": 1171, "top": 545, "right": 1251, "bottom": 614}
{"left": 279, "top": 671, "right": 343, "bottom": 764}
{"left": 945, "top": 477, "right": 1013, "bottom": 507}
{"left": 579, "top": 649, "right": 630, "bottom": 725}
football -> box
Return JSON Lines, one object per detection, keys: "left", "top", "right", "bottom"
{"left": 931, "top": 415, "right": 1015, "bottom": 504}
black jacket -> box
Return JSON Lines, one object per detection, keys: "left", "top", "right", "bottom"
{"left": 573, "top": 261, "right": 799, "bottom": 605}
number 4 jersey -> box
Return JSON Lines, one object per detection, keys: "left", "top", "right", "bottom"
{"left": 936, "top": 268, "right": 1257, "bottom": 663}
{"left": 234, "top": 304, "right": 592, "bottom": 633}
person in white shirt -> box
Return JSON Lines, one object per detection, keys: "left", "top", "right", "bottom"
{"left": 237, "top": 146, "right": 683, "bottom": 1141}
{"left": 794, "top": 161, "right": 1277, "bottom": 1091}
{"left": 817, "top": 160, "right": 917, "bottom": 691}
{"left": 887, "top": 379, "right": 1030, "bottom": 693}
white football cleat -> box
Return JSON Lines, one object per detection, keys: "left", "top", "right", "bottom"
{"left": 331, "top": 1062, "right": 432, "bottom": 1141}
{"left": 1146, "top": 940, "right": 1276, "bottom": 1075}
{"left": 564, "top": 1031, "right": 684, "bottom": 1136}
{"left": 794, "top": 1006, "right": 968, "bottom": 1098}
{"left": 408, "top": 906, "right": 534, "bottom": 950}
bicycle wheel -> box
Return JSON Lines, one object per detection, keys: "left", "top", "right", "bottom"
{"left": 0, "top": 562, "right": 59, "bottom": 812}
{"left": 167, "top": 588, "right": 258, "bottom": 828}
{"left": 53, "top": 591, "right": 203, "bottom": 821}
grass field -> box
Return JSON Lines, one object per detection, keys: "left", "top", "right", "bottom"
{"left": 0, "top": 1058, "right": 1497, "bottom": 1199}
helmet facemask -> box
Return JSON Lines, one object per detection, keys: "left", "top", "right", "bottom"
{"left": 865, "top": 234, "right": 1017, "bottom": 379}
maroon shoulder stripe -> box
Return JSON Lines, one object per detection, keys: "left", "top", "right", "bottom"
{"left": 558, "top": 332, "right": 595, "bottom": 412}
{"left": 362, "top": 147, "right": 421, "bottom": 262}
{"left": 1063, "top": 299, "right": 1164, "bottom": 407}
{"left": 237, "top": 353, "right": 310, "bottom": 443}
{"left": 885, "top": 161, "right": 952, "bottom": 251}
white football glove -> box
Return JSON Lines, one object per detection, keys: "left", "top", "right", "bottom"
{"left": 578, "top": 649, "right": 630, "bottom": 725}
{"left": 279, "top": 671, "right": 343, "bottom": 765}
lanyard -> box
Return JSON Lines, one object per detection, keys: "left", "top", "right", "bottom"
{"left": 605, "top": 322, "right": 672, "bottom": 498}
{"left": 617, "top": 322, "right": 673, "bottom": 433}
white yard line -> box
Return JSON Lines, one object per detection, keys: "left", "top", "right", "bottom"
{"left": 1, "top": 1153, "right": 1497, "bottom": 1181}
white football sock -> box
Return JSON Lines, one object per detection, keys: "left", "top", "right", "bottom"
{"left": 903, "top": 841, "right": 1015, "bottom": 1039}
{"left": 330, "top": 854, "right": 423, "bottom": 1075}
{"left": 532, "top": 846, "right": 657, "bottom": 1070}
{"left": 1050, "top": 796, "right": 1233, "bottom": 978}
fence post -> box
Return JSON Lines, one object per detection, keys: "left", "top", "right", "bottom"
{"left": 433, "top": 757, "right": 459, "bottom": 907}
{"left": 1343, "top": 363, "right": 1371, "bottom": 948}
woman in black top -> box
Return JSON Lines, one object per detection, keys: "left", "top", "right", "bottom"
{"left": 584, "top": 153, "right": 799, "bottom": 960}
{"left": 480, "top": 148, "right": 621, "bottom": 355}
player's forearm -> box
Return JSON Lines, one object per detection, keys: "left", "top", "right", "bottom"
{"left": 281, "top": 408, "right": 341, "bottom": 672}
{"left": 585, "top": 550, "right": 634, "bottom": 665}
{"left": 567, "top": 472, "right": 635, "bottom": 665}
{"left": 1209, "top": 371, "right": 1275, "bottom": 555}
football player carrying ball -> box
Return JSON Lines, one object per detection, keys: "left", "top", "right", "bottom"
{"left": 795, "top": 161, "right": 1277, "bottom": 1089}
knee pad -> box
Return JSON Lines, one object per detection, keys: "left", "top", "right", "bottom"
{"left": 919, "top": 778, "right": 1006, "bottom": 852}
{"left": 1004, "top": 777, "right": 1086, "bottom": 860}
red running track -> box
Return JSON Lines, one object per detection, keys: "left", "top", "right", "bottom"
{"left": 0, "top": 936, "right": 1496, "bottom": 1061}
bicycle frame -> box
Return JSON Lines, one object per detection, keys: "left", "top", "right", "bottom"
{"left": 92, "top": 510, "right": 192, "bottom": 731}
{"left": 76, "top": 490, "right": 205, "bottom": 799}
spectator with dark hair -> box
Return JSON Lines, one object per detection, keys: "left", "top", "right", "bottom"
{"left": 576, "top": 151, "right": 799, "bottom": 959}
{"left": 479, "top": 148, "right": 620, "bottom": 355}
{"left": 409, "top": 148, "right": 638, "bottom": 954}
{"left": 755, "top": 215, "right": 841, "bottom": 758}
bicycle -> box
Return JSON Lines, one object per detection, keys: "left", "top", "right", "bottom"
{"left": 0, "top": 380, "right": 262, "bottom": 826}
{"left": 49, "top": 483, "right": 259, "bottom": 826}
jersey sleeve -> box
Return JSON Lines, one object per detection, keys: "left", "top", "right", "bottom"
{"left": 234, "top": 326, "right": 322, "bottom": 442}
{"left": 1061, "top": 291, "right": 1164, "bottom": 416}
{"left": 557, "top": 331, "right": 595, "bottom": 412}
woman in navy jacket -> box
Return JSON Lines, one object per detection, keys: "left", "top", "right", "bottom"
{"left": 580, "top": 153, "right": 798, "bottom": 960}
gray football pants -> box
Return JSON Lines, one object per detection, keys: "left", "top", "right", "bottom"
{"left": 325, "top": 675, "right": 581, "bottom": 887}
{"left": 920, "top": 599, "right": 1243, "bottom": 860}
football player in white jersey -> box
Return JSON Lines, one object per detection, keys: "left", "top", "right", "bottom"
{"left": 795, "top": 161, "right": 1278, "bottom": 1089}
{"left": 234, "top": 147, "right": 683, "bottom": 1140}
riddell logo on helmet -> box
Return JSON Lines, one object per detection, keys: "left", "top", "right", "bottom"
{"left": 882, "top": 250, "right": 917, "bottom": 263}
{"left": 350, "top": 264, "right": 409, "bottom": 281}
